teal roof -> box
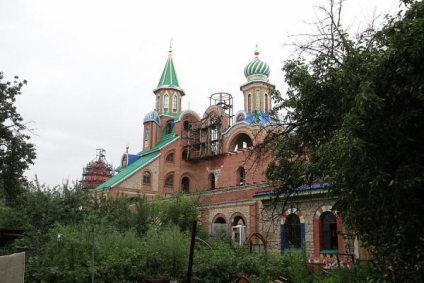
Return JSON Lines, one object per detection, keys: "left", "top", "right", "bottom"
{"left": 93, "top": 152, "right": 160, "bottom": 191}
{"left": 244, "top": 48, "right": 270, "bottom": 80}
{"left": 93, "top": 116, "right": 179, "bottom": 192}
{"left": 157, "top": 50, "right": 180, "bottom": 88}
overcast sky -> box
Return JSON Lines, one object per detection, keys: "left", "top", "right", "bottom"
{"left": 1, "top": 0, "right": 400, "bottom": 187}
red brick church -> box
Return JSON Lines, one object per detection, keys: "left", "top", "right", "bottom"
{"left": 87, "top": 46, "right": 366, "bottom": 261}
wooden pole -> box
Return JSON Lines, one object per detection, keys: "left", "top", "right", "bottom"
{"left": 187, "top": 219, "right": 197, "bottom": 283}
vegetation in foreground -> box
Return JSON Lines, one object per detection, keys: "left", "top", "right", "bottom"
{"left": 0, "top": 182, "right": 398, "bottom": 283}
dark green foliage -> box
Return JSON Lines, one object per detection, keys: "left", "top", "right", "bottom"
{"left": 143, "top": 225, "right": 190, "bottom": 280}
{"left": 0, "top": 183, "right": 202, "bottom": 282}
{"left": 0, "top": 73, "right": 36, "bottom": 203}
{"left": 192, "top": 240, "right": 301, "bottom": 283}
{"left": 266, "top": 1, "right": 424, "bottom": 281}
{"left": 0, "top": 180, "right": 390, "bottom": 282}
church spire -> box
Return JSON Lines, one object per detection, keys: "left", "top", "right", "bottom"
{"left": 157, "top": 40, "right": 180, "bottom": 88}
{"left": 153, "top": 42, "right": 185, "bottom": 115}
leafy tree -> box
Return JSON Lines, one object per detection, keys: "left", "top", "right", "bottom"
{"left": 0, "top": 73, "right": 36, "bottom": 203}
{"left": 157, "top": 192, "right": 200, "bottom": 232}
{"left": 265, "top": 0, "right": 424, "bottom": 281}
{"left": 143, "top": 225, "right": 190, "bottom": 280}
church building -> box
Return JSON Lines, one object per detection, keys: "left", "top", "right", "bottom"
{"left": 92, "top": 46, "right": 363, "bottom": 261}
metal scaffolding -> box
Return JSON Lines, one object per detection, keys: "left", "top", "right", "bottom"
{"left": 182, "top": 92, "right": 234, "bottom": 160}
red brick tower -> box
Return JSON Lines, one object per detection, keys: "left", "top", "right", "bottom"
{"left": 81, "top": 149, "right": 113, "bottom": 190}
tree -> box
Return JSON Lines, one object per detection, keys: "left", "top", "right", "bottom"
{"left": 0, "top": 73, "right": 36, "bottom": 203}
{"left": 265, "top": 0, "right": 424, "bottom": 281}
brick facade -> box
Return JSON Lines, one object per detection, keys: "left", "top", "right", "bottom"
{"left": 94, "top": 48, "right": 352, "bottom": 258}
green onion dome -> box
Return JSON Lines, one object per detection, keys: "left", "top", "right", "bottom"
{"left": 244, "top": 48, "right": 270, "bottom": 82}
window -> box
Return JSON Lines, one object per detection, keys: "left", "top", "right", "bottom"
{"left": 144, "top": 128, "right": 150, "bottom": 141}
{"left": 165, "top": 174, "right": 174, "bottom": 187}
{"left": 321, "top": 212, "right": 338, "bottom": 250}
{"left": 212, "top": 217, "right": 227, "bottom": 236}
{"left": 210, "top": 128, "right": 219, "bottom": 155}
{"left": 255, "top": 90, "right": 260, "bottom": 110}
{"left": 155, "top": 96, "right": 160, "bottom": 111}
{"left": 183, "top": 120, "right": 191, "bottom": 131}
{"left": 248, "top": 94, "right": 252, "bottom": 112}
{"left": 172, "top": 94, "right": 177, "bottom": 112}
{"left": 286, "top": 214, "right": 301, "bottom": 249}
{"left": 164, "top": 94, "right": 169, "bottom": 112}
{"left": 166, "top": 153, "right": 174, "bottom": 163}
{"left": 165, "top": 121, "right": 173, "bottom": 134}
{"left": 143, "top": 171, "right": 151, "bottom": 185}
{"left": 264, "top": 93, "right": 269, "bottom": 112}
{"left": 232, "top": 133, "right": 253, "bottom": 151}
{"left": 209, "top": 173, "right": 215, "bottom": 190}
{"left": 237, "top": 167, "right": 245, "bottom": 185}
{"left": 181, "top": 177, "right": 190, "bottom": 193}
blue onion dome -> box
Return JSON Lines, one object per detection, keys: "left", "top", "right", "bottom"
{"left": 244, "top": 47, "right": 270, "bottom": 82}
{"left": 143, "top": 110, "right": 161, "bottom": 126}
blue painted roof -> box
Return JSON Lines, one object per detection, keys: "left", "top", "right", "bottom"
{"left": 143, "top": 111, "right": 161, "bottom": 126}
{"left": 127, "top": 154, "right": 141, "bottom": 166}
{"left": 241, "top": 112, "right": 280, "bottom": 125}
{"left": 253, "top": 183, "right": 330, "bottom": 199}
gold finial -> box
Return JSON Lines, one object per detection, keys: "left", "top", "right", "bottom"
{"left": 254, "top": 43, "right": 259, "bottom": 57}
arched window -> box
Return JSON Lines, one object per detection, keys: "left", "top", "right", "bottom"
{"left": 143, "top": 171, "right": 151, "bottom": 185}
{"left": 237, "top": 167, "right": 245, "bottom": 185}
{"left": 209, "top": 173, "right": 215, "bottom": 190}
{"left": 164, "top": 174, "right": 174, "bottom": 188}
{"left": 166, "top": 153, "right": 174, "bottom": 163}
{"left": 232, "top": 133, "right": 253, "bottom": 151}
{"left": 286, "top": 214, "right": 301, "bottom": 249}
{"left": 172, "top": 94, "right": 178, "bottom": 112}
{"left": 264, "top": 93, "right": 269, "bottom": 112}
{"left": 155, "top": 95, "right": 160, "bottom": 111}
{"left": 212, "top": 217, "right": 227, "bottom": 236}
{"left": 183, "top": 120, "right": 191, "bottom": 131}
{"left": 181, "top": 177, "right": 190, "bottom": 193}
{"left": 321, "top": 212, "right": 338, "bottom": 251}
{"left": 164, "top": 94, "right": 169, "bottom": 113}
{"left": 247, "top": 94, "right": 252, "bottom": 113}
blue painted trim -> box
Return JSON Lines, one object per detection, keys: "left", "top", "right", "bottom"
{"left": 280, "top": 224, "right": 286, "bottom": 254}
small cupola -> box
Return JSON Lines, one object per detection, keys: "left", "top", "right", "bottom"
{"left": 244, "top": 47, "right": 270, "bottom": 82}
